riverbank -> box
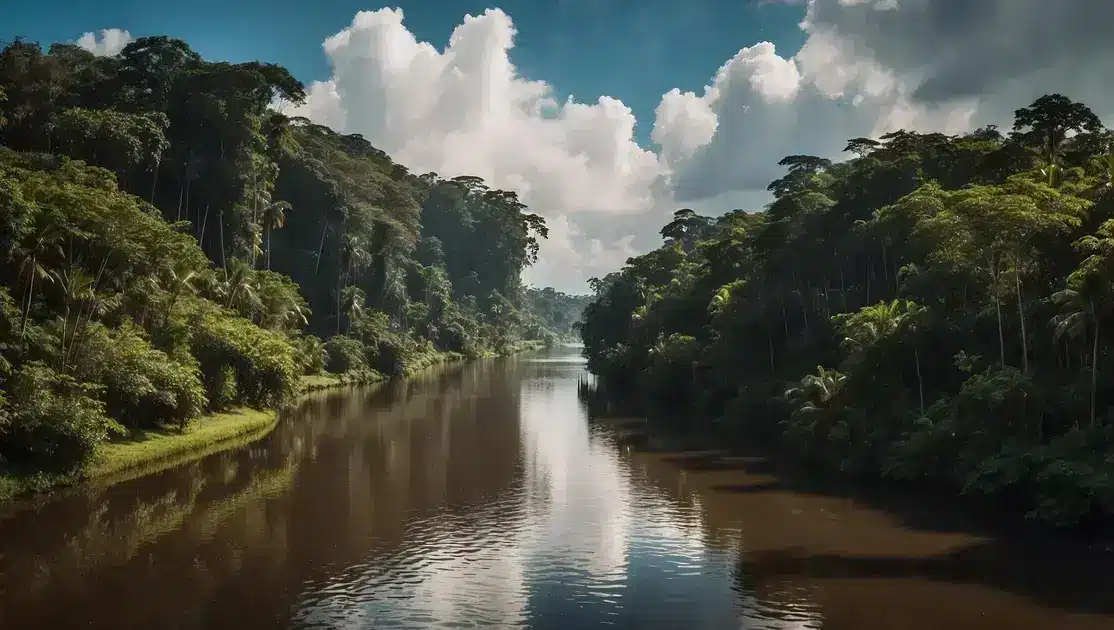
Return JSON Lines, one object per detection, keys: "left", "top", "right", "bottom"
{"left": 0, "top": 375, "right": 343, "bottom": 503}
{"left": 588, "top": 398, "right": 1114, "bottom": 539}
{"left": 0, "top": 343, "right": 550, "bottom": 503}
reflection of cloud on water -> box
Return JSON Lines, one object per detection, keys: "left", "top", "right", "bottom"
{"left": 518, "top": 373, "right": 632, "bottom": 581}
{"left": 290, "top": 350, "right": 826, "bottom": 629}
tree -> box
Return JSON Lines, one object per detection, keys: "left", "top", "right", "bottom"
{"left": 785, "top": 366, "right": 845, "bottom": 417}
{"left": 836, "top": 299, "right": 927, "bottom": 416}
{"left": 52, "top": 263, "right": 95, "bottom": 370}
{"left": 1013, "top": 94, "right": 1103, "bottom": 186}
{"left": 262, "top": 199, "right": 291, "bottom": 270}
{"left": 916, "top": 179, "right": 1089, "bottom": 371}
{"left": 13, "top": 209, "right": 62, "bottom": 340}
{"left": 1052, "top": 219, "right": 1114, "bottom": 427}
{"left": 221, "top": 259, "right": 257, "bottom": 312}
{"left": 843, "top": 137, "right": 880, "bottom": 158}
{"left": 162, "top": 260, "right": 199, "bottom": 327}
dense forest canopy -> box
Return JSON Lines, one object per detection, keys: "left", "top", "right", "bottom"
{"left": 580, "top": 93, "right": 1114, "bottom": 528}
{"left": 0, "top": 36, "right": 586, "bottom": 480}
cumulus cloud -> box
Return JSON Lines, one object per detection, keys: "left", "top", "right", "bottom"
{"left": 659, "top": 32, "right": 978, "bottom": 204}
{"left": 284, "top": 8, "right": 663, "bottom": 293}
{"left": 272, "top": 1, "right": 1114, "bottom": 291}
{"left": 75, "top": 29, "right": 133, "bottom": 57}
{"left": 799, "top": 0, "right": 1114, "bottom": 108}
{"left": 659, "top": 0, "right": 1113, "bottom": 207}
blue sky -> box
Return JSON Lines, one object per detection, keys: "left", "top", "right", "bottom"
{"left": 3, "top": 0, "right": 806, "bottom": 146}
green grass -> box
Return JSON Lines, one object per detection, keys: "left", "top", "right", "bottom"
{"left": 299, "top": 372, "right": 346, "bottom": 392}
{"left": 0, "top": 347, "right": 544, "bottom": 504}
{"left": 0, "top": 374, "right": 358, "bottom": 503}
{"left": 89, "top": 407, "right": 277, "bottom": 479}
{"left": 0, "top": 470, "right": 74, "bottom": 504}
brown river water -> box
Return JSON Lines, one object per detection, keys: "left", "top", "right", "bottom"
{"left": 1, "top": 345, "right": 1113, "bottom": 629}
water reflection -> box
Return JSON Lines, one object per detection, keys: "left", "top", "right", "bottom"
{"left": 0, "top": 345, "right": 1112, "bottom": 629}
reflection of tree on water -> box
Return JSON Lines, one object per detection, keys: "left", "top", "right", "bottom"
{"left": 732, "top": 556, "right": 825, "bottom": 629}
{"left": 0, "top": 443, "right": 303, "bottom": 628}
{"left": 290, "top": 357, "right": 532, "bottom": 628}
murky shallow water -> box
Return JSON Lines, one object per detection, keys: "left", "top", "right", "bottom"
{"left": 1, "top": 345, "right": 1113, "bottom": 629}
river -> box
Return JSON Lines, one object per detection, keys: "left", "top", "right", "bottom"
{"left": 1, "top": 345, "right": 1113, "bottom": 629}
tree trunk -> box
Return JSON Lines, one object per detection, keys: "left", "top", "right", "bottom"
{"left": 995, "top": 296, "right": 1005, "bottom": 369}
{"left": 865, "top": 261, "right": 872, "bottom": 304}
{"left": 1091, "top": 320, "right": 1099, "bottom": 428}
{"left": 800, "top": 284, "right": 810, "bottom": 332}
{"left": 1015, "top": 270, "right": 1028, "bottom": 374}
{"left": 914, "top": 346, "right": 925, "bottom": 417}
{"left": 767, "top": 327, "right": 775, "bottom": 373}
{"left": 266, "top": 224, "right": 272, "bottom": 270}
{"left": 60, "top": 302, "right": 71, "bottom": 371}
{"left": 219, "top": 209, "right": 226, "bottom": 270}
{"left": 838, "top": 261, "right": 847, "bottom": 311}
{"left": 336, "top": 273, "right": 344, "bottom": 336}
{"left": 988, "top": 262, "right": 1005, "bottom": 368}
{"left": 200, "top": 204, "right": 210, "bottom": 254}
{"left": 150, "top": 159, "right": 160, "bottom": 204}
{"left": 20, "top": 268, "right": 36, "bottom": 340}
{"left": 176, "top": 177, "right": 184, "bottom": 221}
{"left": 881, "top": 243, "right": 890, "bottom": 292}
{"left": 251, "top": 172, "right": 258, "bottom": 268}
{"left": 316, "top": 220, "right": 329, "bottom": 275}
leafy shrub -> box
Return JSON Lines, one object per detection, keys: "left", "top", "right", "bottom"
{"left": 189, "top": 310, "right": 298, "bottom": 408}
{"left": 324, "top": 336, "right": 367, "bottom": 374}
{"left": 72, "top": 320, "right": 207, "bottom": 429}
{"left": 291, "top": 333, "right": 327, "bottom": 375}
{"left": 210, "top": 365, "right": 238, "bottom": 410}
{"left": 0, "top": 361, "right": 123, "bottom": 472}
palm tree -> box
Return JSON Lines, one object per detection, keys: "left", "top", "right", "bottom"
{"left": 14, "top": 211, "right": 62, "bottom": 340}
{"left": 837, "top": 298, "right": 926, "bottom": 415}
{"left": 1053, "top": 220, "right": 1114, "bottom": 427}
{"left": 784, "top": 366, "right": 846, "bottom": 417}
{"left": 1051, "top": 287, "right": 1097, "bottom": 426}
{"left": 53, "top": 265, "right": 95, "bottom": 367}
{"left": 223, "top": 259, "right": 257, "bottom": 313}
{"left": 262, "top": 200, "right": 291, "bottom": 270}
{"left": 258, "top": 282, "right": 309, "bottom": 332}
{"left": 162, "top": 261, "right": 200, "bottom": 327}
{"left": 341, "top": 285, "right": 365, "bottom": 336}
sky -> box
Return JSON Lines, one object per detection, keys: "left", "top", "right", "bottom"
{"left": 5, "top": 0, "right": 1114, "bottom": 293}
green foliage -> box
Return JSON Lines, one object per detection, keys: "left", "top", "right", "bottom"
{"left": 71, "top": 320, "right": 207, "bottom": 430}
{"left": 581, "top": 93, "right": 1114, "bottom": 528}
{"left": 290, "top": 333, "right": 326, "bottom": 375}
{"left": 0, "top": 361, "right": 123, "bottom": 472}
{"left": 524, "top": 286, "right": 591, "bottom": 340}
{"left": 188, "top": 307, "right": 298, "bottom": 409}
{"left": 0, "top": 34, "right": 575, "bottom": 484}
{"left": 324, "top": 335, "right": 369, "bottom": 375}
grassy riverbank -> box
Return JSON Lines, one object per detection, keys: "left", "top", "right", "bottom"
{"left": 0, "top": 374, "right": 351, "bottom": 502}
{"left": 0, "top": 344, "right": 547, "bottom": 503}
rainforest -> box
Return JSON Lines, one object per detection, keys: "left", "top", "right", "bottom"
{"left": 579, "top": 93, "right": 1114, "bottom": 529}
{"left": 0, "top": 36, "right": 589, "bottom": 494}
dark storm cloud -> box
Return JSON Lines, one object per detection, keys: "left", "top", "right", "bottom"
{"left": 802, "top": 0, "right": 1114, "bottom": 104}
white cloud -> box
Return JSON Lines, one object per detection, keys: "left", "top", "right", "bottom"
{"left": 97, "top": 0, "right": 1110, "bottom": 292}
{"left": 75, "top": 29, "right": 133, "bottom": 57}
{"left": 660, "top": 32, "right": 979, "bottom": 204}
{"left": 284, "top": 8, "right": 662, "bottom": 293}
{"left": 283, "top": 5, "right": 995, "bottom": 292}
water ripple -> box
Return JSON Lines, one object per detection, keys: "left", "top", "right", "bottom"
{"left": 287, "top": 350, "right": 806, "bottom": 630}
